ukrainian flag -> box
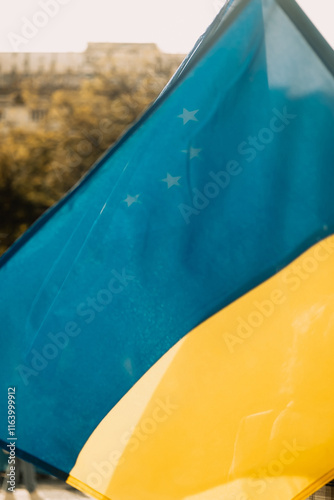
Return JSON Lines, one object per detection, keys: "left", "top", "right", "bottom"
{"left": 1, "top": 0, "right": 334, "bottom": 499}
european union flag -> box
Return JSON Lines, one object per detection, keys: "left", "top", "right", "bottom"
{"left": 1, "top": 0, "right": 334, "bottom": 499}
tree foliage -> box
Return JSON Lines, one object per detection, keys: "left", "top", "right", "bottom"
{"left": 0, "top": 55, "right": 182, "bottom": 255}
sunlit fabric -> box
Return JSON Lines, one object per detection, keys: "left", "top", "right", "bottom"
{"left": 69, "top": 239, "right": 334, "bottom": 500}
{"left": 1, "top": 0, "right": 334, "bottom": 499}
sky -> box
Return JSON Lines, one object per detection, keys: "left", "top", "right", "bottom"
{"left": 0, "top": 0, "right": 332, "bottom": 54}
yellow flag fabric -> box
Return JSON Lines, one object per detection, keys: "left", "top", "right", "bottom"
{"left": 2, "top": 0, "right": 334, "bottom": 498}
{"left": 68, "top": 237, "right": 334, "bottom": 500}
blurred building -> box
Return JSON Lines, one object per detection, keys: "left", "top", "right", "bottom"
{"left": 0, "top": 43, "right": 164, "bottom": 81}
{"left": 0, "top": 43, "right": 183, "bottom": 131}
{"left": 306, "top": 482, "right": 334, "bottom": 499}
{"left": 0, "top": 91, "right": 49, "bottom": 131}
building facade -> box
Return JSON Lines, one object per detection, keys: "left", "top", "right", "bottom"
{"left": 0, "top": 43, "right": 182, "bottom": 131}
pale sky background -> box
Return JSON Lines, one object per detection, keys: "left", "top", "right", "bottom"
{"left": 0, "top": 0, "right": 332, "bottom": 54}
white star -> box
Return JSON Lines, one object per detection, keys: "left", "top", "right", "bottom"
{"left": 178, "top": 108, "right": 199, "bottom": 125}
{"left": 124, "top": 194, "right": 140, "bottom": 207}
{"left": 162, "top": 173, "right": 181, "bottom": 189}
{"left": 182, "top": 147, "right": 202, "bottom": 159}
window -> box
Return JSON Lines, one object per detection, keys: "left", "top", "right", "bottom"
{"left": 31, "top": 109, "right": 47, "bottom": 122}
{"left": 307, "top": 483, "right": 334, "bottom": 499}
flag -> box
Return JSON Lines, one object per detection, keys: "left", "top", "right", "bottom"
{"left": 1, "top": 0, "right": 334, "bottom": 499}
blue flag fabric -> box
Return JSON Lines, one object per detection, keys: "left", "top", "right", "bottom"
{"left": 1, "top": 0, "right": 334, "bottom": 497}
